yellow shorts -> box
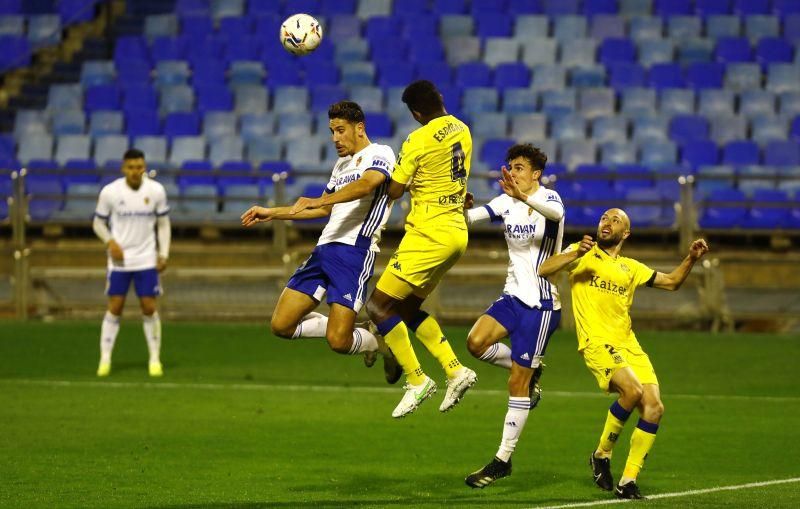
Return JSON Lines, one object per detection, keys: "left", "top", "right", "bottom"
{"left": 376, "top": 226, "right": 468, "bottom": 299}
{"left": 581, "top": 340, "right": 659, "bottom": 392}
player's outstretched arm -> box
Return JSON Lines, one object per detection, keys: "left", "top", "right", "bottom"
{"left": 240, "top": 204, "right": 330, "bottom": 227}
{"left": 290, "top": 170, "right": 386, "bottom": 214}
{"left": 652, "top": 239, "right": 710, "bottom": 291}
{"left": 538, "top": 235, "right": 595, "bottom": 277}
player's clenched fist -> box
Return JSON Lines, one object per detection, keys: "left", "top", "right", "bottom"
{"left": 577, "top": 235, "right": 595, "bottom": 255}
{"left": 688, "top": 239, "right": 709, "bottom": 260}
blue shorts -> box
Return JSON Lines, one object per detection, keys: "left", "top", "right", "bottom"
{"left": 106, "top": 268, "right": 161, "bottom": 297}
{"left": 485, "top": 294, "right": 561, "bottom": 368}
{"left": 286, "top": 242, "right": 376, "bottom": 313}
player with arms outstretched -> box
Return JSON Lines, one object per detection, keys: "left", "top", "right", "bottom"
{"left": 538, "top": 209, "right": 709, "bottom": 499}
{"left": 366, "top": 80, "right": 477, "bottom": 418}
{"left": 462, "top": 144, "right": 564, "bottom": 488}
{"left": 241, "top": 101, "right": 400, "bottom": 380}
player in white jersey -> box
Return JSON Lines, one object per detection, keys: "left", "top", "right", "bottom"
{"left": 241, "top": 101, "right": 401, "bottom": 382}
{"left": 462, "top": 144, "right": 565, "bottom": 488}
{"left": 92, "top": 148, "right": 171, "bottom": 377}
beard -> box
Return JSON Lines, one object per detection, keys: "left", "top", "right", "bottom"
{"left": 596, "top": 232, "right": 623, "bottom": 249}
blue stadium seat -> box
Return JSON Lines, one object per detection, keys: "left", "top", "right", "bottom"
{"left": 377, "top": 61, "right": 415, "bottom": 88}
{"left": 349, "top": 86, "right": 383, "bottom": 113}
{"left": 480, "top": 138, "right": 515, "bottom": 167}
{"left": 339, "top": 61, "right": 375, "bottom": 87}
{"left": 552, "top": 113, "right": 586, "bottom": 141}
{"left": 784, "top": 14, "right": 800, "bottom": 43}
{"left": 177, "top": 183, "right": 218, "bottom": 217}
{"left": 615, "top": 164, "right": 655, "bottom": 193}
{"left": 714, "top": 37, "right": 751, "bottom": 63}
{"left": 660, "top": 88, "right": 695, "bottom": 115}
{"left": 240, "top": 113, "right": 275, "bottom": 142}
{"left": 755, "top": 37, "right": 793, "bottom": 67}
{"left": 514, "top": 15, "right": 549, "bottom": 38}
{"left": 89, "top": 111, "right": 123, "bottom": 136}
{"left": 686, "top": 62, "right": 724, "bottom": 89}
{"left": 541, "top": 89, "right": 576, "bottom": 116}
{"left": 416, "top": 62, "right": 453, "bottom": 88}
{"left": 530, "top": 64, "right": 566, "bottom": 91}
{"left": 0, "top": 14, "right": 23, "bottom": 36}
{"left": 364, "top": 112, "right": 393, "bottom": 138}
{"left": 408, "top": 36, "right": 445, "bottom": 64}
{"left": 80, "top": 60, "right": 115, "bottom": 87}
{"left": 722, "top": 140, "right": 760, "bottom": 165}
{"left": 670, "top": 115, "right": 709, "bottom": 144}
{"left": 709, "top": 114, "right": 747, "bottom": 144}
{"left": 220, "top": 182, "right": 259, "bottom": 216}
{"left": 48, "top": 84, "right": 83, "bottom": 111}
{"left": 779, "top": 92, "right": 800, "bottom": 118}
{"left": 151, "top": 36, "right": 186, "bottom": 62}
{"left": 164, "top": 111, "right": 200, "bottom": 138}
{"left": 743, "top": 189, "right": 789, "bottom": 229}
{"left": 455, "top": 62, "right": 492, "bottom": 88}
{"left": 592, "top": 116, "right": 628, "bottom": 143}
{"left": 229, "top": 60, "right": 266, "bottom": 86}
{"left": 608, "top": 63, "right": 646, "bottom": 90}
{"left": 27, "top": 14, "right": 60, "bottom": 48}
{"left": 0, "top": 34, "right": 30, "bottom": 71}
{"left": 440, "top": 14, "right": 473, "bottom": 36}
{"left": 277, "top": 112, "right": 313, "bottom": 139}
{"left": 590, "top": 15, "right": 626, "bottom": 40}
{"left": 792, "top": 117, "right": 800, "bottom": 141}
{"left": 699, "top": 188, "right": 747, "bottom": 228}
{"left": 599, "top": 37, "right": 637, "bottom": 65}
{"left": 25, "top": 174, "right": 63, "bottom": 221}
{"left": 501, "top": 88, "right": 537, "bottom": 114}
{"left": 681, "top": 140, "right": 719, "bottom": 169}
{"left": 443, "top": 35, "right": 480, "bottom": 66}
{"left": 738, "top": 165, "right": 777, "bottom": 193}
{"left": 160, "top": 85, "right": 194, "bottom": 114}
{"left": 745, "top": 15, "right": 780, "bottom": 40}
{"left": 196, "top": 85, "right": 233, "bottom": 113}
{"left": 328, "top": 16, "right": 361, "bottom": 40}
{"left": 154, "top": 60, "right": 190, "bottom": 87}
{"left": 733, "top": 0, "right": 769, "bottom": 15}
{"left": 625, "top": 188, "right": 667, "bottom": 227}
{"left": 145, "top": 14, "right": 179, "bottom": 39}
{"left": 493, "top": 62, "right": 530, "bottom": 89}
{"left": 309, "top": 85, "right": 346, "bottom": 113}
{"left": 648, "top": 63, "right": 685, "bottom": 90}
{"left": 13, "top": 110, "right": 48, "bottom": 141}
{"left": 272, "top": 87, "right": 308, "bottom": 114}
{"left": 462, "top": 87, "right": 499, "bottom": 114}
{"left": 476, "top": 13, "right": 512, "bottom": 38}
{"left": 764, "top": 141, "right": 800, "bottom": 166}
{"left": 126, "top": 109, "right": 160, "bottom": 137}
{"left": 58, "top": 182, "right": 101, "bottom": 220}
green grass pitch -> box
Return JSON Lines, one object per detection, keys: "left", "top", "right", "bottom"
{"left": 1, "top": 321, "right": 799, "bottom": 508}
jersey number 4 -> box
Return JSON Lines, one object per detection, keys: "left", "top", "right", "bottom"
{"left": 450, "top": 142, "right": 467, "bottom": 182}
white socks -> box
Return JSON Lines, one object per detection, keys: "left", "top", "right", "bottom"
{"left": 100, "top": 311, "right": 120, "bottom": 363}
{"left": 479, "top": 342, "right": 513, "bottom": 369}
{"left": 292, "top": 311, "right": 328, "bottom": 338}
{"left": 496, "top": 396, "right": 531, "bottom": 462}
{"left": 142, "top": 312, "right": 161, "bottom": 364}
{"left": 291, "top": 312, "right": 378, "bottom": 355}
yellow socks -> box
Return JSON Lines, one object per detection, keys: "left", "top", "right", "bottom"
{"left": 622, "top": 419, "right": 659, "bottom": 481}
{"left": 377, "top": 316, "right": 425, "bottom": 385}
{"left": 595, "top": 400, "right": 632, "bottom": 458}
{"left": 409, "top": 311, "right": 462, "bottom": 378}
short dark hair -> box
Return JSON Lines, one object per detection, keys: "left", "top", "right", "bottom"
{"left": 123, "top": 148, "right": 145, "bottom": 160}
{"left": 506, "top": 143, "right": 547, "bottom": 172}
{"left": 401, "top": 80, "right": 444, "bottom": 116}
{"left": 328, "top": 101, "right": 365, "bottom": 123}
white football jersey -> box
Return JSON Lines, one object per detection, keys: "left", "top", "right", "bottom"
{"left": 317, "top": 143, "right": 396, "bottom": 252}
{"left": 483, "top": 187, "right": 565, "bottom": 309}
{"left": 95, "top": 176, "right": 170, "bottom": 271}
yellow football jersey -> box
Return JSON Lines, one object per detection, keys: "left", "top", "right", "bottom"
{"left": 392, "top": 115, "right": 472, "bottom": 230}
{"left": 565, "top": 243, "right": 656, "bottom": 350}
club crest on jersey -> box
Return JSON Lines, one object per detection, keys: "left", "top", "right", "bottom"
{"left": 356, "top": 156, "right": 362, "bottom": 166}
{"left": 144, "top": 197, "right": 150, "bottom": 205}
{"left": 619, "top": 263, "right": 630, "bottom": 272}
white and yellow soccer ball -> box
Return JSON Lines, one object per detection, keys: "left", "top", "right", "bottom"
{"left": 280, "top": 13, "right": 323, "bottom": 56}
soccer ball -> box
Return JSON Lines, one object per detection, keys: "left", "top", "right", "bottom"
{"left": 280, "top": 13, "right": 323, "bottom": 56}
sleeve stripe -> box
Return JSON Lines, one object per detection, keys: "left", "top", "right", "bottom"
{"left": 482, "top": 204, "right": 503, "bottom": 223}
{"left": 645, "top": 270, "right": 657, "bottom": 287}
{"left": 94, "top": 212, "right": 109, "bottom": 219}
{"left": 365, "top": 167, "right": 390, "bottom": 179}
{"left": 155, "top": 208, "right": 170, "bottom": 216}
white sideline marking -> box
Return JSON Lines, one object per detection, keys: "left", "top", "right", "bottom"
{"left": 1, "top": 378, "right": 799, "bottom": 402}
{"left": 530, "top": 477, "right": 800, "bottom": 509}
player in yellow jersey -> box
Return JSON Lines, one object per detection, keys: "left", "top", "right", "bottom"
{"left": 538, "top": 208, "right": 709, "bottom": 499}
{"left": 366, "top": 80, "right": 478, "bottom": 418}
